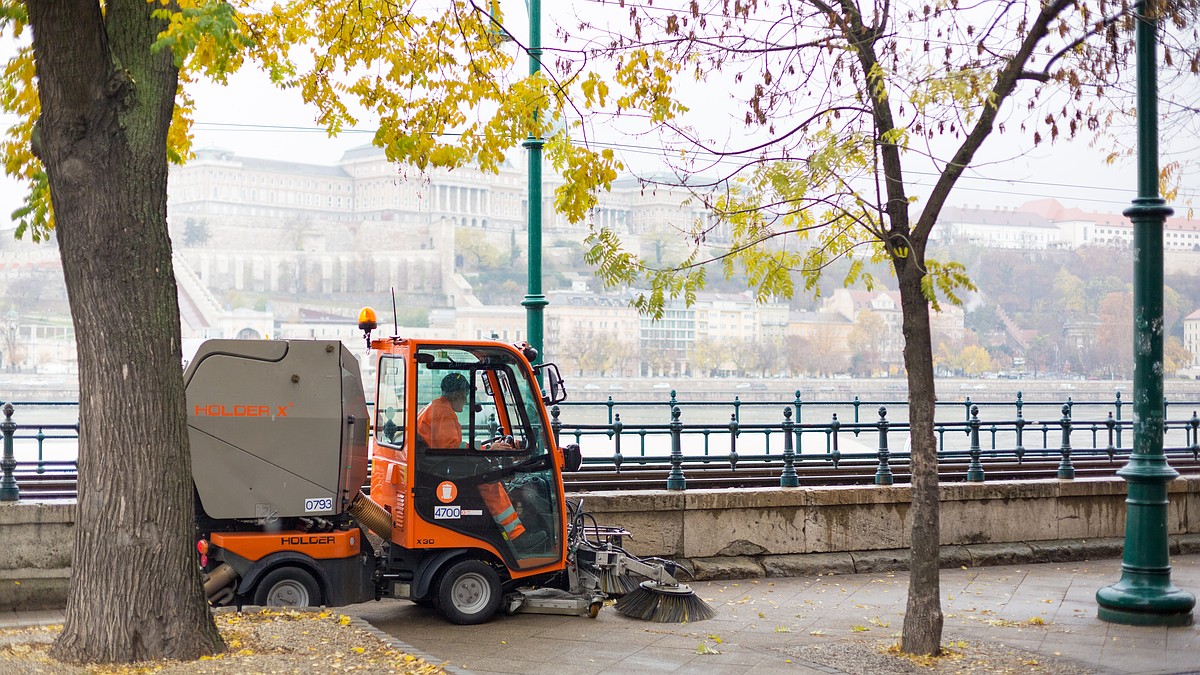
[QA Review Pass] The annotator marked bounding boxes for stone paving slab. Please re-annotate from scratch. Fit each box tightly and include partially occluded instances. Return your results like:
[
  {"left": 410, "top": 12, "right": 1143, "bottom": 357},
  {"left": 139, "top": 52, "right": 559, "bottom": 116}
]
[
  {"left": 0, "top": 608, "right": 63, "bottom": 629},
  {"left": 351, "top": 556, "right": 1200, "bottom": 674}
]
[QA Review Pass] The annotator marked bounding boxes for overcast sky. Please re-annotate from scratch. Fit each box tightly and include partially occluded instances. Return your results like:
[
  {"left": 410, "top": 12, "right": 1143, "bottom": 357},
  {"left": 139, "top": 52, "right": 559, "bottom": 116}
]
[{"left": 0, "top": 0, "right": 1196, "bottom": 234}]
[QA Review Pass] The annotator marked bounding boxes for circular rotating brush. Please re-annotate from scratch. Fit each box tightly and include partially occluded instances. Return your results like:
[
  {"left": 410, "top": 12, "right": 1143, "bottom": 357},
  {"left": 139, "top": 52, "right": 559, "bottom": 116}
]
[{"left": 614, "top": 580, "right": 716, "bottom": 623}]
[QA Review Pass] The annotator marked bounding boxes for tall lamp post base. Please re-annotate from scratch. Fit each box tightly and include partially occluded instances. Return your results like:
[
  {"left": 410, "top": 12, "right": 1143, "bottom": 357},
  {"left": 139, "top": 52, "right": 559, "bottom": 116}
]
[
  {"left": 1096, "top": 597, "right": 1194, "bottom": 627},
  {"left": 1096, "top": 460, "right": 1194, "bottom": 626}
]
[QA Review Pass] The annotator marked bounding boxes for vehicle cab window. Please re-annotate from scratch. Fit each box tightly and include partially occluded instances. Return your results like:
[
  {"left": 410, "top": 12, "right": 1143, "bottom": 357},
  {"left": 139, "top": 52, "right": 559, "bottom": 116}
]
[{"left": 375, "top": 356, "right": 404, "bottom": 447}]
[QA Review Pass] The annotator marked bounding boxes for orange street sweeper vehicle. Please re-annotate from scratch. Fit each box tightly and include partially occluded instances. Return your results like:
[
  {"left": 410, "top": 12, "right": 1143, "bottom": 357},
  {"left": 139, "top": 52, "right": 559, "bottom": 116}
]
[{"left": 187, "top": 309, "right": 713, "bottom": 624}]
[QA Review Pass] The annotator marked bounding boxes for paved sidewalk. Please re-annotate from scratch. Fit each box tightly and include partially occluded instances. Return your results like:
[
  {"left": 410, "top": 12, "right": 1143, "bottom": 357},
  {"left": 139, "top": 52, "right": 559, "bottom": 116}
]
[
  {"left": 351, "top": 555, "right": 1200, "bottom": 675},
  {"left": 0, "top": 607, "right": 63, "bottom": 630}
]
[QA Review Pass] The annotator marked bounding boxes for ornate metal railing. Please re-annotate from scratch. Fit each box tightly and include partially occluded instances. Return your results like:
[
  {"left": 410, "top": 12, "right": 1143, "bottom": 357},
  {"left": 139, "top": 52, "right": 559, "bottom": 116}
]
[
  {"left": 548, "top": 390, "right": 1200, "bottom": 489},
  {"left": 3, "top": 391, "right": 1200, "bottom": 499},
  {"left": 549, "top": 400, "right": 1200, "bottom": 485}
]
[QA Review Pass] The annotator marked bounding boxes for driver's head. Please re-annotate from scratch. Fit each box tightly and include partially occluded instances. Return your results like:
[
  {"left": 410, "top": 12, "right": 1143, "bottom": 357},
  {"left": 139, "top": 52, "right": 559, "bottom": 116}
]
[
  {"left": 440, "top": 373, "right": 470, "bottom": 410},
  {"left": 441, "top": 372, "right": 469, "bottom": 395}
]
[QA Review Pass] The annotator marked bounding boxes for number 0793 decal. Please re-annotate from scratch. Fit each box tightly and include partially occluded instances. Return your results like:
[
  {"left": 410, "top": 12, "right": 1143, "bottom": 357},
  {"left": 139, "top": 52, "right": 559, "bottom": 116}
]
[{"left": 304, "top": 497, "right": 333, "bottom": 512}]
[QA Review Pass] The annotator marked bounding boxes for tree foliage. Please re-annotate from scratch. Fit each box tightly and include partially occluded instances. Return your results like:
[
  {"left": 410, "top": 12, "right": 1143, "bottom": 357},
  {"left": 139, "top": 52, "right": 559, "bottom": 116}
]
[{"left": 1095, "top": 290, "right": 1135, "bottom": 377}]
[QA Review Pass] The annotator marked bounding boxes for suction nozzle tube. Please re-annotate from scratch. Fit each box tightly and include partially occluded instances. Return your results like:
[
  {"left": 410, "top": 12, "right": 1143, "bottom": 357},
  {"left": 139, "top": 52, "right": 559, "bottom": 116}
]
[
  {"left": 348, "top": 491, "right": 393, "bottom": 539},
  {"left": 203, "top": 562, "right": 238, "bottom": 604}
]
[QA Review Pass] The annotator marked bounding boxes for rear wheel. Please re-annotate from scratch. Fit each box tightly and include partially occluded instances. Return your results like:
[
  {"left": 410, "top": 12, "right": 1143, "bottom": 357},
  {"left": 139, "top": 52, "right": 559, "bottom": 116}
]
[
  {"left": 437, "top": 560, "right": 501, "bottom": 625},
  {"left": 254, "top": 567, "right": 322, "bottom": 607}
]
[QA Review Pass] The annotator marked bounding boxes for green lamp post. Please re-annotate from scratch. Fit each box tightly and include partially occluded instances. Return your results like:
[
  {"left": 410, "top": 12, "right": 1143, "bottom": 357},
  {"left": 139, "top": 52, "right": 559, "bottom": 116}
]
[
  {"left": 520, "top": 0, "right": 547, "bottom": 363},
  {"left": 1095, "top": 0, "right": 1195, "bottom": 627}
]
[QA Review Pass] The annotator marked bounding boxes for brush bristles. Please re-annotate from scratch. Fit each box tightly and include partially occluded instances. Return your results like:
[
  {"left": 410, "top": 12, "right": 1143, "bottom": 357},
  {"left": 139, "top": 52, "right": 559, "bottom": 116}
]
[
  {"left": 614, "top": 585, "right": 716, "bottom": 623},
  {"left": 599, "top": 570, "right": 641, "bottom": 597}
]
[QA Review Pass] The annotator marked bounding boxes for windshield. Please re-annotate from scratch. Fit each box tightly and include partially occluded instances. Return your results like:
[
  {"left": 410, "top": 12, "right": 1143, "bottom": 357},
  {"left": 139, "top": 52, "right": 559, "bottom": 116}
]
[{"left": 414, "top": 345, "right": 546, "bottom": 454}]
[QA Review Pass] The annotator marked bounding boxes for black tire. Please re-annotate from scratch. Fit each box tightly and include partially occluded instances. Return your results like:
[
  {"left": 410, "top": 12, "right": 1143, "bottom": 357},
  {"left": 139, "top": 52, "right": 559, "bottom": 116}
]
[
  {"left": 253, "top": 567, "right": 322, "bottom": 608},
  {"left": 436, "top": 560, "right": 501, "bottom": 625}
]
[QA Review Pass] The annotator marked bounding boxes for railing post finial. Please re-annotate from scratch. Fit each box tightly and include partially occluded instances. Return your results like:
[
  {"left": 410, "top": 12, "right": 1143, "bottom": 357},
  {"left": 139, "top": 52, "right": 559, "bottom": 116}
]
[
  {"left": 1106, "top": 412, "right": 1117, "bottom": 461},
  {"left": 780, "top": 407, "right": 798, "bottom": 487},
  {"left": 0, "top": 403, "right": 19, "bottom": 502},
  {"left": 666, "top": 406, "right": 686, "bottom": 491},
  {"left": 966, "top": 405, "right": 985, "bottom": 482},
  {"left": 829, "top": 413, "right": 841, "bottom": 468},
  {"left": 612, "top": 413, "right": 624, "bottom": 473},
  {"left": 1190, "top": 411, "right": 1199, "bottom": 461},
  {"left": 875, "top": 406, "right": 893, "bottom": 485},
  {"left": 728, "top": 413, "right": 739, "bottom": 471},
  {"left": 1057, "top": 403, "right": 1075, "bottom": 480}
]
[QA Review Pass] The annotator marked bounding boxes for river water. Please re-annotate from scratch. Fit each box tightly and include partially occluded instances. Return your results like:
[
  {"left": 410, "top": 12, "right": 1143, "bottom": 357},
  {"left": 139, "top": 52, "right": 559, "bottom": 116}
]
[{"left": 6, "top": 374, "right": 1200, "bottom": 468}]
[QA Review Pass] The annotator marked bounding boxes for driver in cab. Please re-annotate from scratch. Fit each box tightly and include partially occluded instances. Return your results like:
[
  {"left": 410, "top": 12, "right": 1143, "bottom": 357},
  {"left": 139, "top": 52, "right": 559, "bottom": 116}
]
[{"left": 417, "top": 373, "right": 542, "bottom": 552}]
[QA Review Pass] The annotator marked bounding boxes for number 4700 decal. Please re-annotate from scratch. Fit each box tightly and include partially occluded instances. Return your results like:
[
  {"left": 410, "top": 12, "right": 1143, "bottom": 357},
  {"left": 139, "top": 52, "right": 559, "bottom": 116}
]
[{"left": 434, "top": 506, "right": 461, "bottom": 519}]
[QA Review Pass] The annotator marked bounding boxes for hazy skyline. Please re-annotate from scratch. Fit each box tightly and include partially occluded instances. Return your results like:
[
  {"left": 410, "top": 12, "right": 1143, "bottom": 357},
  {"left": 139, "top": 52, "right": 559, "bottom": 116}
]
[{"left": 1, "top": 1, "right": 1196, "bottom": 233}]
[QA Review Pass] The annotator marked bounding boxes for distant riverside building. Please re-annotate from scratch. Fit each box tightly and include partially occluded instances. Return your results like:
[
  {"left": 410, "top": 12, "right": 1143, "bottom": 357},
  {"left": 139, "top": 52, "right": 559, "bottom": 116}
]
[
  {"left": 695, "top": 294, "right": 788, "bottom": 343},
  {"left": 821, "top": 289, "right": 966, "bottom": 374},
  {"left": 785, "top": 310, "right": 854, "bottom": 375},
  {"left": 169, "top": 146, "right": 727, "bottom": 243},
  {"left": 934, "top": 199, "right": 1200, "bottom": 251},
  {"left": 543, "top": 290, "right": 799, "bottom": 377},
  {"left": 1184, "top": 310, "right": 1200, "bottom": 370},
  {"left": 166, "top": 146, "right": 732, "bottom": 337},
  {"left": 545, "top": 291, "right": 641, "bottom": 377}
]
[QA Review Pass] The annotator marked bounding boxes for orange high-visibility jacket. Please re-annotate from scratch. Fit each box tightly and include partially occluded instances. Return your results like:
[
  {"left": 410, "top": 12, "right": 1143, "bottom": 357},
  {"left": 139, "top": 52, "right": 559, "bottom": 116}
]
[
  {"left": 417, "top": 396, "right": 462, "bottom": 448},
  {"left": 416, "top": 397, "right": 526, "bottom": 540}
]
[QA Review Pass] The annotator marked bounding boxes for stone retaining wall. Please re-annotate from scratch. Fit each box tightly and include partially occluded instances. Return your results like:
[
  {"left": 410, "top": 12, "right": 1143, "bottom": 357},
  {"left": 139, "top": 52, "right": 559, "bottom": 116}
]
[
  {"left": 574, "top": 477, "right": 1200, "bottom": 560},
  {"left": 4, "top": 477, "right": 1198, "bottom": 610},
  {"left": 0, "top": 501, "right": 73, "bottom": 611}
]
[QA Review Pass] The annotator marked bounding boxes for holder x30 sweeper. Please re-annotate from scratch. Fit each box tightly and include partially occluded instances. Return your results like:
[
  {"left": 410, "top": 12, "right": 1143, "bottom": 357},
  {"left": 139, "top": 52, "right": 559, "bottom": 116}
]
[{"left": 188, "top": 308, "right": 714, "bottom": 625}]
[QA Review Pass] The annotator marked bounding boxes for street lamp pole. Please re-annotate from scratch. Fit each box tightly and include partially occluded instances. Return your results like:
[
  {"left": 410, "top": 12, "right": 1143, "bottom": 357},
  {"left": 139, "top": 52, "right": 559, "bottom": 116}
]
[
  {"left": 520, "top": 0, "right": 547, "bottom": 363},
  {"left": 1096, "top": 0, "right": 1194, "bottom": 626}
]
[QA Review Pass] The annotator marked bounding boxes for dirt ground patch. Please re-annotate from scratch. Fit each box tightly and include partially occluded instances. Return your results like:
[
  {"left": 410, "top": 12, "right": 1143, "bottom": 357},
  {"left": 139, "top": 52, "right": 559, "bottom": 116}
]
[
  {"left": 0, "top": 609, "right": 448, "bottom": 674},
  {"left": 780, "top": 637, "right": 1097, "bottom": 675}
]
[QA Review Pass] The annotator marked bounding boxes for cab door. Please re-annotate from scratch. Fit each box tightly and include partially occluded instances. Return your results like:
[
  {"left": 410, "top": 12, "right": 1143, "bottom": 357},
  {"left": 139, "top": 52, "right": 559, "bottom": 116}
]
[{"left": 410, "top": 346, "right": 563, "bottom": 572}]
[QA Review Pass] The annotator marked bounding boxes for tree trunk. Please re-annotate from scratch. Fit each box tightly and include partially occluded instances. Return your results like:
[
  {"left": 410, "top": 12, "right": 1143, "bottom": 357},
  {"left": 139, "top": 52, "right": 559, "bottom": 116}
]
[
  {"left": 897, "top": 256, "right": 944, "bottom": 655},
  {"left": 25, "top": 0, "right": 223, "bottom": 663}
]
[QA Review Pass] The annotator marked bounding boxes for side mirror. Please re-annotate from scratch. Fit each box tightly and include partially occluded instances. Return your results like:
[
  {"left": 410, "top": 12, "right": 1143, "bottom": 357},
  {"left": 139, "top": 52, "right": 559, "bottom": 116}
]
[
  {"left": 562, "top": 443, "right": 582, "bottom": 472},
  {"left": 536, "top": 363, "right": 568, "bottom": 405}
]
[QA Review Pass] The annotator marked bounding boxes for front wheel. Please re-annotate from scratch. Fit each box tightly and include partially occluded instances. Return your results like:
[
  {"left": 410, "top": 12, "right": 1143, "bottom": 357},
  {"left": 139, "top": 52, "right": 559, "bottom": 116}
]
[
  {"left": 437, "top": 560, "right": 501, "bottom": 625},
  {"left": 254, "top": 567, "right": 322, "bottom": 607}
]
